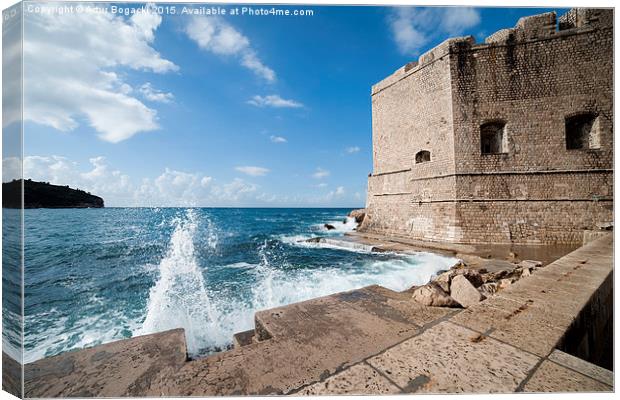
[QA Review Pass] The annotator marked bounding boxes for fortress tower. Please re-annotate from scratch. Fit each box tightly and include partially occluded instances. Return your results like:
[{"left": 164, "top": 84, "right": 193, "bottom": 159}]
[{"left": 362, "top": 8, "right": 613, "bottom": 245}]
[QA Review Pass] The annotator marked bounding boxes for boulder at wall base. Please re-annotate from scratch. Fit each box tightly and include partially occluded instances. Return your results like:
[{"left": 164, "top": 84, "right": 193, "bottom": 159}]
[
  {"left": 450, "top": 275, "right": 485, "bottom": 308},
  {"left": 433, "top": 271, "right": 452, "bottom": 293},
  {"left": 498, "top": 278, "right": 513, "bottom": 290},
  {"left": 411, "top": 282, "right": 461, "bottom": 308},
  {"left": 519, "top": 260, "right": 543, "bottom": 269},
  {"left": 324, "top": 224, "right": 336, "bottom": 230},
  {"left": 452, "top": 269, "right": 484, "bottom": 288},
  {"left": 348, "top": 209, "right": 366, "bottom": 224},
  {"left": 478, "top": 282, "right": 499, "bottom": 298}
]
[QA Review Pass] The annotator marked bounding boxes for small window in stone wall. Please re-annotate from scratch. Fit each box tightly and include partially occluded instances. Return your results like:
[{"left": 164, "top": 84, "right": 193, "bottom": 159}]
[
  {"left": 415, "top": 150, "right": 431, "bottom": 163},
  {"left": 565, "top": 113, "right": 600, "bottom": 150},
  {"left": 480, "top": 121, "right": 507, "bottom": 154}
]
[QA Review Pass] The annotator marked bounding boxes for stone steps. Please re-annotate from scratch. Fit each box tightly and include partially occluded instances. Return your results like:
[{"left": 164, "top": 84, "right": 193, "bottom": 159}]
[{"left": 149, "top": 285, "right": 454, "bottom": 396}]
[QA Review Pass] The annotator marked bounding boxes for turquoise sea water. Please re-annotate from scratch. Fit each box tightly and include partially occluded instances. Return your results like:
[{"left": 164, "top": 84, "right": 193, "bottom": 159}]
[{"left": 3, "top": 208, "right": 457, "bottom": 363}]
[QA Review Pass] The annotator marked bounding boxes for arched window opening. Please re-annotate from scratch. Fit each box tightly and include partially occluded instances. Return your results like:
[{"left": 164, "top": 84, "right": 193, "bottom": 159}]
[
  {"left": 565, "top": 113, "right": 600, "bottom": 150},
  {"left": 415, "top": 150, "right": 431, "bottom": 164},
  {"left": 480, "top": 121, "right": 507, "bottom": 155}
]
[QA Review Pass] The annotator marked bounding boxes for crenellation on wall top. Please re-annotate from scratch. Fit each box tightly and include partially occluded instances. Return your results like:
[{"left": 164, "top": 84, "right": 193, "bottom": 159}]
[
  {"left": 418, "top": 36, "right": 475, "bottom": 65},
  {"left": 371, "top": 36, "right": 473, "bottom": 95},
  {"left": 559, "top": 8, "right": 613, "bottom": 30},
  {"left": 485, "top": 8, "right": 612, "bottom": 45},
  {"left": 371, "top": 8, "right": 612, "bottom": 96}
]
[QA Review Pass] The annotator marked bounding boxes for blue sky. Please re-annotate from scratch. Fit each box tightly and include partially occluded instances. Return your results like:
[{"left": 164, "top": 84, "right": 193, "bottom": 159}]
[{"left": 6, "top": 3, "right": 565, "bottom": 207}]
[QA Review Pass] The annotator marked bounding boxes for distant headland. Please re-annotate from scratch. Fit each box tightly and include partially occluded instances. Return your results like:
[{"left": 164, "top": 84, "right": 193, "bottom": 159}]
[{"left": 2, "top": 179, "right": 104, "bottom": 209}]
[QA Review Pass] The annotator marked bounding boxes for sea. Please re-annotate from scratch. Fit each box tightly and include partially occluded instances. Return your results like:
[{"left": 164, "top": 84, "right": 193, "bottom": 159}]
[{"left": 2, "top": 208, "right": 458, "bottom": 363}]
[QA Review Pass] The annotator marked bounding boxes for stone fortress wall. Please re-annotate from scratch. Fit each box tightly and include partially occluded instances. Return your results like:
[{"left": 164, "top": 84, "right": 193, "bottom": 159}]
[{"left": 363, "top": 8, "right": 613, "bottom": 245}]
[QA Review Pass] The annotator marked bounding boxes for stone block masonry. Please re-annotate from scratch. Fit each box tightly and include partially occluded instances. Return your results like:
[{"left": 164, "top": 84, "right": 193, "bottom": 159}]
[{"left": 363, "top": 8, "right": 613, "bottom": 245}]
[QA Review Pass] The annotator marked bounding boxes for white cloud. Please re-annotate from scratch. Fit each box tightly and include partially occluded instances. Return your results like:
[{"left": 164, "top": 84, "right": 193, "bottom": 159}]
[
  {"left": 315, "top": 183, "right": 328, "bottom": 188},
  {"left": 390, "top": 8, "right": 430, "bottom": 55},
  {"left": 23, "top": 5, "right": 178, "bottom": 143},
  {"left": 312, "top": 185, "right": 346, "bottom": 203},
  {"left": 2, "top": 15, "right": 22, "bottom": 129},
  {"left": 312, "top": 167, "right": 330, "bottom": 179},
  {"left": 2, "top": 157, "right": 21, "bottom": 182},
  {"left": 389, "top": 7, "right": 481, "bottom": 55},
  {"left": 442, "top": 7, "right": 481, "bottom": 35},
  {"left": 270, "top": 135, "right": 287, "bottom": 143},
  {"left": 211, "top": 178, "right": 258, "bottom": 202},
  {"left": 235, "top": 166, "right": 270, "bottom": 176},
  {"left": 9, "top": 155, "right": 360, "bottom": 207},
  {"left": 185, "top": 16, "right": 275, "bottom": 82},
  {"left": 247, "top": 95, "right": 303, "bottom": 108},
  {"left": 241, "top": 51, "right": 276, "bottom": 83},
  {"left": 139, "top": 83, "right": 174, "bottom": 103},
  {"left": 136, "top": 168, "right": 214, "bottom": 206},
  {"left": 345, "top": 146, "right": 361, "bottom": 154}
]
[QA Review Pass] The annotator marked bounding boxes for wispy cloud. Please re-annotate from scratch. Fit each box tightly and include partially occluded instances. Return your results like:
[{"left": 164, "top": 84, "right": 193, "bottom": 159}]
[
  {"left": 270, "top": 135, "right": 288, "bottom": 143},
  {"left": 185, "top": 16, "right": 275, "bottom": 82},
  {"left": 442, "top": 7, "right": 481, "bottom": 35},
  {"left": 139, "top": 83, "right": 174, "bottom": 103},
  {"left": 21, "top": 4, "right": 177, "bottom": 143},
  {"left": 247, "top": 95, "right": 303, "bottom": 108},
  {"left": 312, "top": 167, "right": 330, "bottom": 179},
  {"left": 235, "top": 166, "right": 270, "bottom": 176},
  {"left": 5, "top": 156, "right": 361, "bottom": 207},
  {"left": 345, "top": 146, "right": 361, "bottom": 154},
  {"left": 389, "top": 7, "right": 481, "bottom": 55}
]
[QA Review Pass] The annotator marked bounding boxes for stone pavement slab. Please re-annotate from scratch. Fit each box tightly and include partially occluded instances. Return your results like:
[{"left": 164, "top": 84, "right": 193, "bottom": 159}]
[
  {"left": 522, "top": 360, "right": 612, "bottom": 392},
  {"left": 255, "top": 285, "right": 452, "bottom": 341},
  {"left": 366, "top": 321, "right": 540, "bottom": 393},
  {"left": 548, "top": 350, "right": 613, "bottom": 387},
  {"left": 299, "top": 362, "right": 401, "bottom": 395},
  {"left": 150, "top": 286, "right": 453, "bottom": 396}
]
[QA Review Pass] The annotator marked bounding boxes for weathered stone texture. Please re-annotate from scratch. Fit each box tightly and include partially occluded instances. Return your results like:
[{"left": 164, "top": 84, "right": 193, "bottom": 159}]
[{"left": 363, "top": 8, "right": 613, "bottom": 245}]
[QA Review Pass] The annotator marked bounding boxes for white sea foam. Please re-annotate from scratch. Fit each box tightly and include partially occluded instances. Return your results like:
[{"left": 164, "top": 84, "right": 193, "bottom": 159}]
[
  {"left": 312, "top": 216, "right": 358, "bottom": 234},
  {"left": 136, "top": 209, "right": 221, "bottom": 354},
  {"left": 24, "top": 305, "right": 140, "bottom": 364}
]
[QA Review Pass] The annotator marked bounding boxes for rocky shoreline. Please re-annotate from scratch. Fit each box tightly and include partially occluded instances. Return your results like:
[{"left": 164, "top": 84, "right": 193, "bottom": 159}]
[
  {"left": 318, "top": 208, "right": 546, "bottom": 310},
  {"left": 410, "top": 258, "right": 543, "bottom": 309}
]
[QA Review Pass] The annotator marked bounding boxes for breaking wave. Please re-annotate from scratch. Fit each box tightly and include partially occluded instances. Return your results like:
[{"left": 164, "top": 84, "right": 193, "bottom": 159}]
[
  {"left": 136, "top": 210, "right": 457, "bottom": 358},
  {"left": 24, "top": 208, "right": 459, "bottom": 362}
]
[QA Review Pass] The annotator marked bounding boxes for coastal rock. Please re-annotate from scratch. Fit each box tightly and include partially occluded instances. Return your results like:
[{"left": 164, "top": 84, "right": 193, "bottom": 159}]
[
  {"left": 452, "top": 269, "right": 484, "bottom": 288},
  {"left": 519, "top": 260, "right": 543, "bottom": 269},
  {"left": 434, "top": 271, "right": 452, "bottom": 293},
  {"left": 498, "top": 278, "right": 513, "bottom": 290},
  {"left": 324, "top": 224, "right": 336, "bottom": 230},
  {"left": 478, "top": 282, "right": 498, "bottom": 298},
  {"left": 348, "top": 209, "right": 366, "bottom": 224},
  {"left": 411, "top": 283, "right": 461, "bottom": 308},
  {"left": 450, "top": 275, "right": 484, "bottom": 308},
  {"left": 481, "top": 269, "right": 511, "bottom": 283},
  {"left": 305, "top": 237, "right": 322, "bottom": 244}
]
